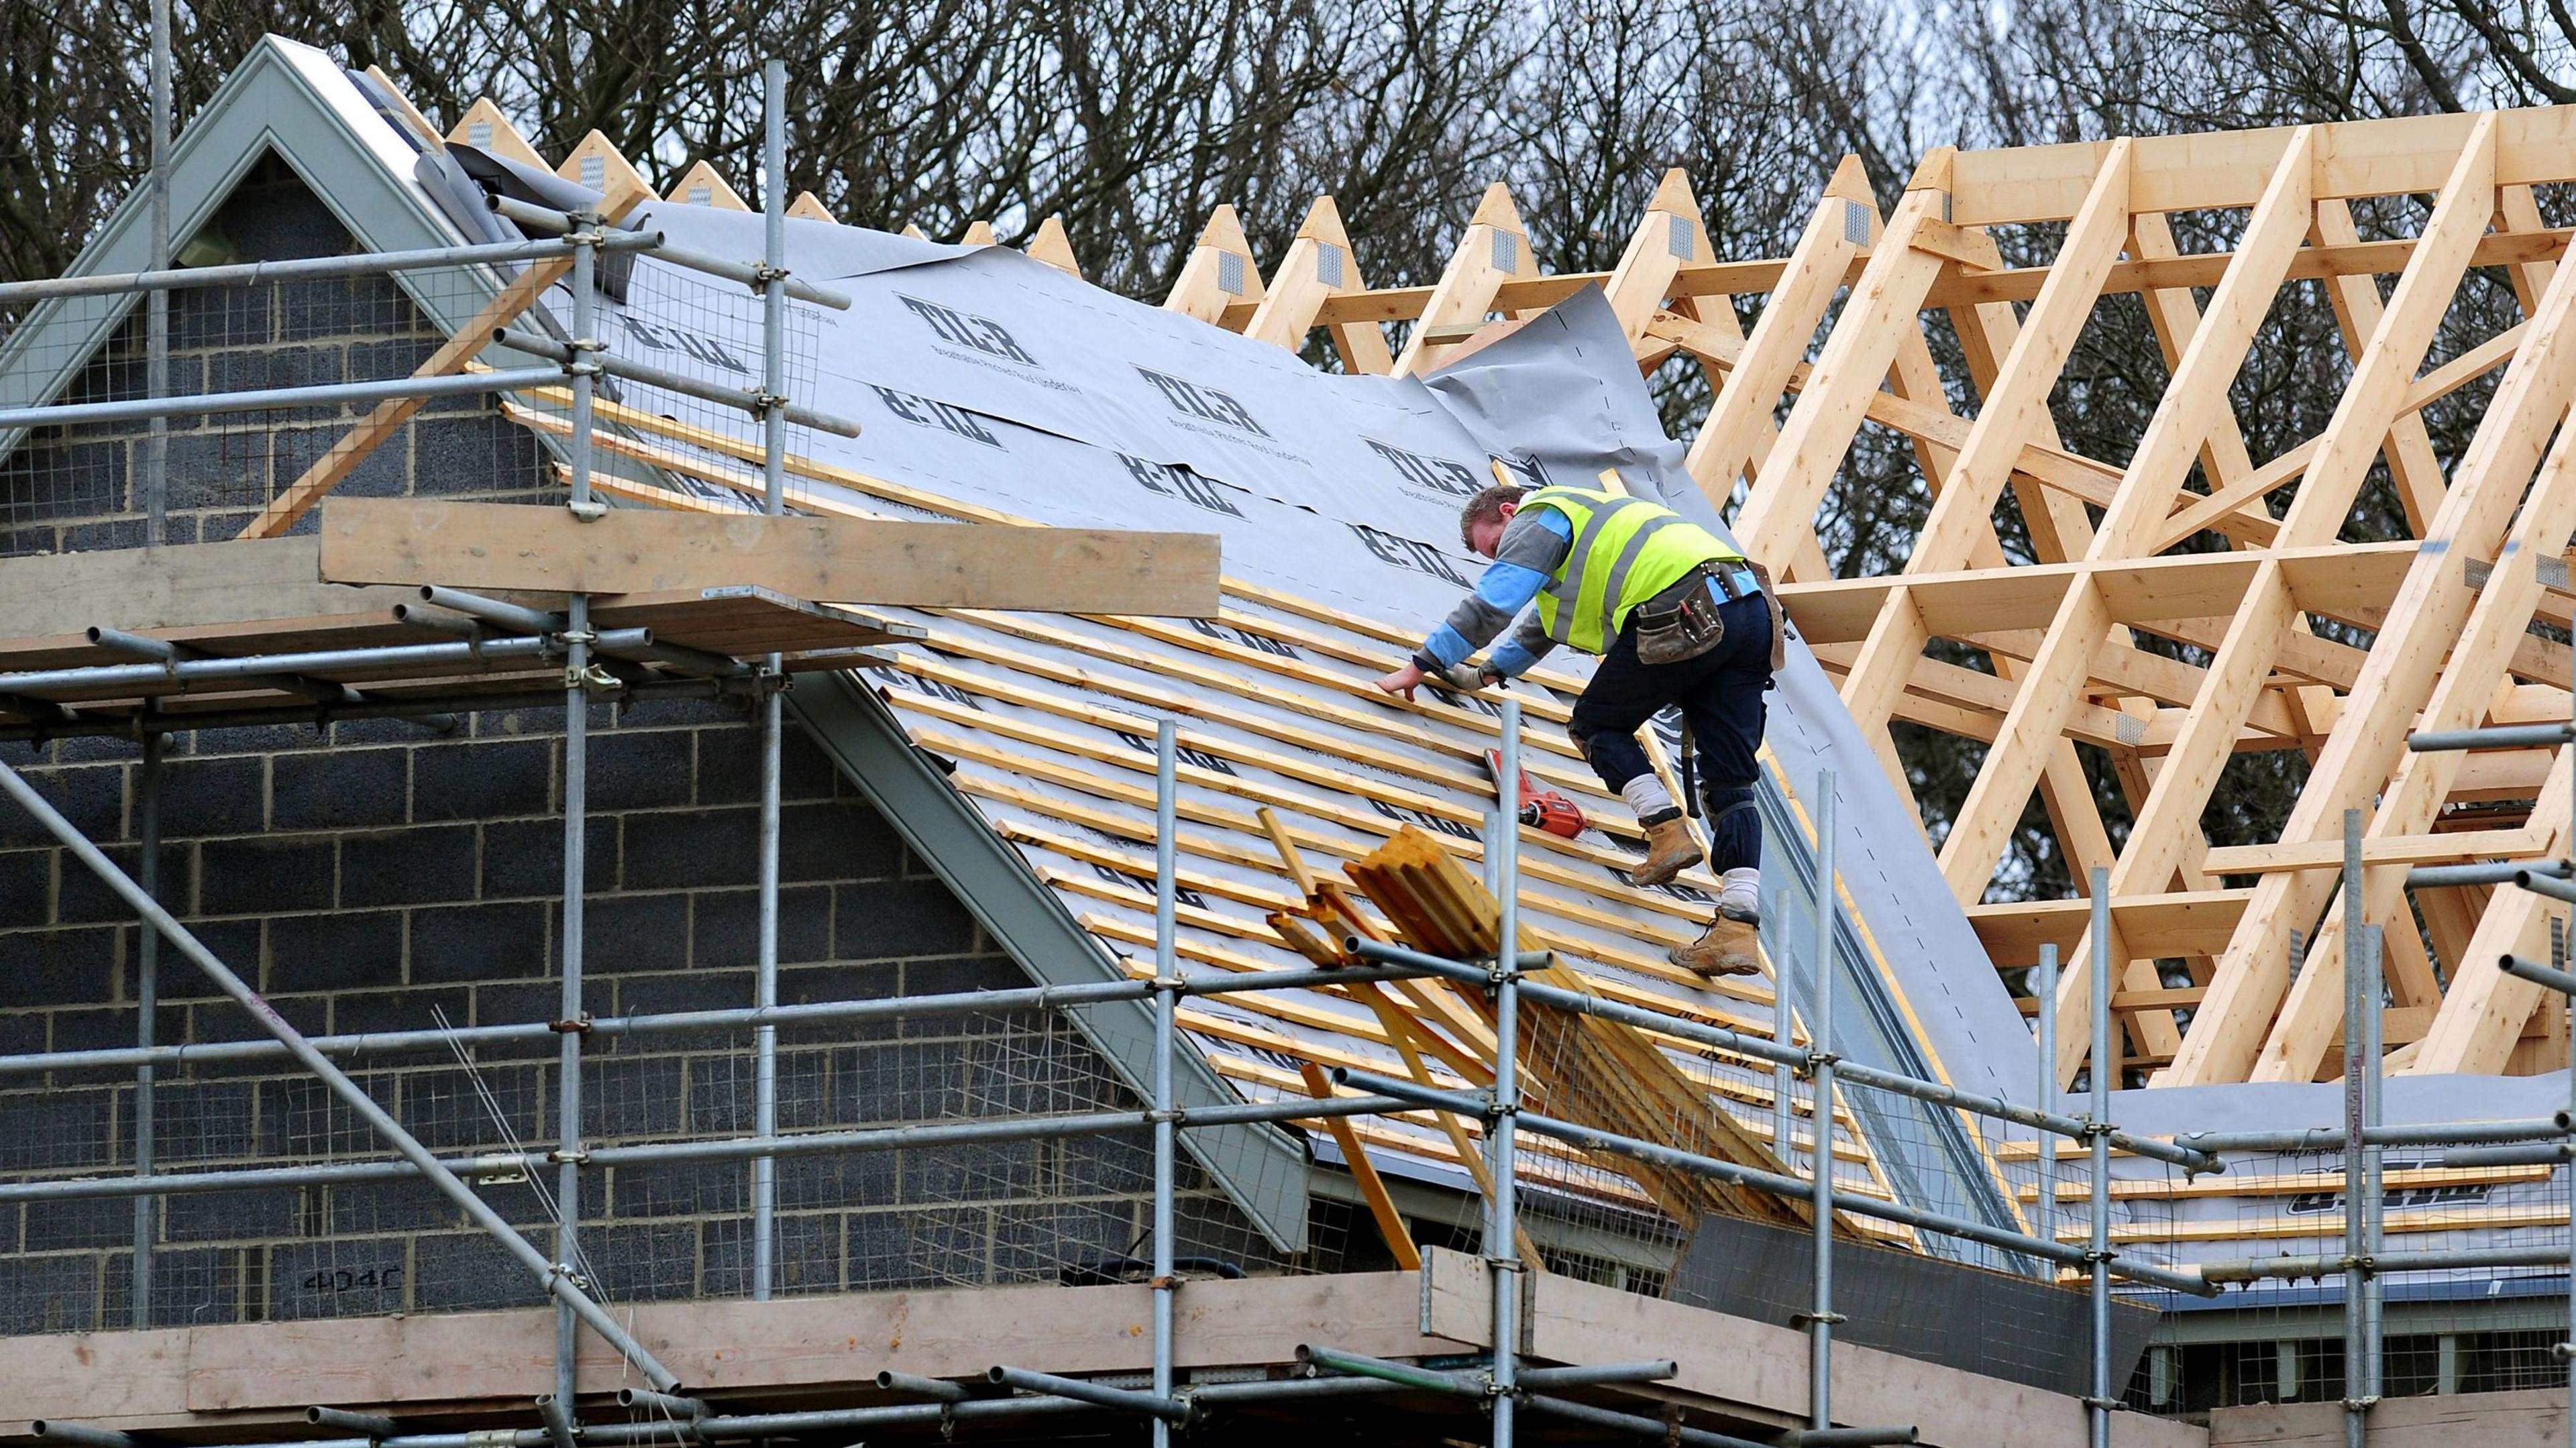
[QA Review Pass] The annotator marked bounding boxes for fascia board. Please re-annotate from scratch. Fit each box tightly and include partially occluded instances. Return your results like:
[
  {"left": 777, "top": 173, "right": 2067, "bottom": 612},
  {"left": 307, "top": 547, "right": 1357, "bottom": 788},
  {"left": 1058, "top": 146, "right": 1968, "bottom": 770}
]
[{"left": 790, "top": 668, "right": 1313, "bottom": 1255}]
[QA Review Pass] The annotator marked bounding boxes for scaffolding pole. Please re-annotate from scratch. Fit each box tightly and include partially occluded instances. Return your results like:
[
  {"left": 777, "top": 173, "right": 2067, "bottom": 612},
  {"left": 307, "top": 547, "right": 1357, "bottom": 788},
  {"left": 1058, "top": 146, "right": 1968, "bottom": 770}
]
[
  {"left": 2421, "top": 950, "right": 2576, "bottom": 1441},
  {"left": 0, "top": 960, "right": 1439, "bottom": 1080},
  {"left": 2341, "top": 811, "right": 2369, "bottom": 1448},
  {"left": 1806, "top": 771, "right": 1837, "bottom": 1433},
  {"left": 2187, "top": 1118, "right": 2565, "bottom": 1154},
  {"left": 2088, "top": 869, "right": 2112, "bottom": 1448},
  {"left": 0, "top": 235, "right": 659, "bottom": 308},
  {"left": 2035, "top": 942, "right": 2058, "bottom": 1289},
  {"left": 1490, "top": 696, "right": 1524, "bottom": 1447},
  {"left": 0, "top": 755, "right": 678, "bottom": 1390},
  {"left": 1152, "top": 718, "right": 1180, "bottom": 1448},
  {"left": 0, "top": 1091, "right": 1413, "bottom": 1208},
  {"left": 129, "top": 729, "right": 162, "bottom": 1325},
  {"left": 1340, "top": 938, "right": 2214, "bottom": 1173},
  {"left": 749, "top": 52, "right": 789, "bottom": 1308},
  {"left": 0, "top": 629, "right": 635, "bottom": 698},
  {"left": 553, "top": 208, "right": 601, "bottom": 1406},
  {"left": 0, "top": 685, "right": 2245, "bottom": 1438}
]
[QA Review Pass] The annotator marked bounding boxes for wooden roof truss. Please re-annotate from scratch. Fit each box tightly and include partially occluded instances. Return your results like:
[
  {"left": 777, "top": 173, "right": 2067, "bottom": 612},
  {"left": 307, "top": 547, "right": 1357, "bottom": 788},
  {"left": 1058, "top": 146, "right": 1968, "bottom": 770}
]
[
  {"left": 436, "top": 95, "right": 2576, "bottom": 1099},
  {"left": 1729, "top": 113, "right": 2576, "bottom": 1091}
]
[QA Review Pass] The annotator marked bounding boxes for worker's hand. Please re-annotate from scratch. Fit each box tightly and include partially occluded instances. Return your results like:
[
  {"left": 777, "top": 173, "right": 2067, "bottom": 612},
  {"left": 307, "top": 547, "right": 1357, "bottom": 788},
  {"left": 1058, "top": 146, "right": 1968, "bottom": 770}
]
[
  {"left": 1373, "top": 663, "right": 1428, "bottom": 701},
  {"left": 1432, "top": 662, "right": 1499, "bottom": 693}
]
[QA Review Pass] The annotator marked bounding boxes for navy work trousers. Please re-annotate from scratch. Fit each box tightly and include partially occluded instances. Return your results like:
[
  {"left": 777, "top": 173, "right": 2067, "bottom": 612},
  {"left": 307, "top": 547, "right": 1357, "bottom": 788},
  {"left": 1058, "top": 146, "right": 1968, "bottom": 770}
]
[{"left": 1564, "top": 590, "right": 1772, "bottom": 876}]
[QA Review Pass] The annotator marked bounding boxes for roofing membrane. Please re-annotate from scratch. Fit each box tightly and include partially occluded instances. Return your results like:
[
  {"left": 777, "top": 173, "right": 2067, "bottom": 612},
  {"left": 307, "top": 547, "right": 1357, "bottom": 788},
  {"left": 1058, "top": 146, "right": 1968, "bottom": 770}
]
[
  {"left": 460, "top": 178, "right": 2041, "bottom": 1251},
  {"left": 27, "top": 38, "right": 2571, "bottom": 1293},
  {"left": 446, "top": 105, "right": 2576, "bottom": 1302}
]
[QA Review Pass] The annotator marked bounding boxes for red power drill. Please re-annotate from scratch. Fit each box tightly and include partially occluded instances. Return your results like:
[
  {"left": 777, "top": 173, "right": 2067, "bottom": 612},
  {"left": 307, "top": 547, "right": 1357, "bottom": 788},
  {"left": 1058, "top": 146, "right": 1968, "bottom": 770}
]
[{"left": 1485, "top": 748, "right": 1587, "bottom": 839}]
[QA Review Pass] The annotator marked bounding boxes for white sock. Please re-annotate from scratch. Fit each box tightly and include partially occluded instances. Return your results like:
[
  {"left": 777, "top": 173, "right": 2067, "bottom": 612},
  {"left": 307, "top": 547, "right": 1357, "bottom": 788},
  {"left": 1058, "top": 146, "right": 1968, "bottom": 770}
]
[
  {"left": 1622, "top": 775, "right": 1676, "bottom": 818},
  {"left": 1720, "top": 868, "right": 1760, "bottom": 917}
]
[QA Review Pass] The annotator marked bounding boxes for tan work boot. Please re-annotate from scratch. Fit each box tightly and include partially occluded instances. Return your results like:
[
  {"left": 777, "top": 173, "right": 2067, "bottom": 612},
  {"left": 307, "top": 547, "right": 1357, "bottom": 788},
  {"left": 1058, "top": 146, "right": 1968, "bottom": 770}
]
[
  {"left": 1670, "top": 906, "right": 1762, "bottom": 978},
  {"left": 1629, "top": 810, "right": 1702, "bottom": 888}
]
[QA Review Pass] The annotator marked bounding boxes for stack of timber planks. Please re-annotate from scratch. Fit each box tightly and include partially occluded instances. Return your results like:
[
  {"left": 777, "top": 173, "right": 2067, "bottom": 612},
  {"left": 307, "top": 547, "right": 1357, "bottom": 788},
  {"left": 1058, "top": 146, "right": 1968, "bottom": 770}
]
[{"left": 1345, "top": 827, "right": 1831, "bottom": 1237}]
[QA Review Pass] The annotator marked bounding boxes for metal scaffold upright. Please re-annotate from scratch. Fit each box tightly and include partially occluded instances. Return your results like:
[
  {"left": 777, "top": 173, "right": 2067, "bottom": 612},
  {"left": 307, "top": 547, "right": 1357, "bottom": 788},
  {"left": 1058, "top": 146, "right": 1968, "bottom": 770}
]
[
  {"left": 0, "top": 48, "right": 870, "bottom": 1416},
  {"left": 751, "top": 54, "right": 791, "bottom": 1308},
  {"left": 127, "top": 0, "right": 174, "bottom": 1331},
  {"left": 551, "top": 141, "right": 602, "bottom": 1419},
  {"left": 0, "top": 599, "right": 2241, "bottom": 1447},
  {"left": 2171, "top": 679, "right": 2576, "bottom": 1447},
  {"left": 53, "top": 54, "right": 2575, "bottom": 1448},
  {"left": 2089, "top": 875, "right": 2114, "bottom": 1448}
]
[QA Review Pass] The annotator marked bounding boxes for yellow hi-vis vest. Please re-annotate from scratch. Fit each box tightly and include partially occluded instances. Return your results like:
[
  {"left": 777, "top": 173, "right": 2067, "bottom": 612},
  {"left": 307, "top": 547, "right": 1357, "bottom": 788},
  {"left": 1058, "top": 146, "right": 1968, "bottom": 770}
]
[{"left": 1521, "top": 486, "right": 1745, "bottom": 655}]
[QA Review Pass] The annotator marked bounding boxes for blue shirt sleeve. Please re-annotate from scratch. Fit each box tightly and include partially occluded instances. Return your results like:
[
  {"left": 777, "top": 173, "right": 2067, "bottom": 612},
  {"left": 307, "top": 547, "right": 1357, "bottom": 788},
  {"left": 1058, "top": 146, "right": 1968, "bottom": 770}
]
[
  {"left": 1411, "top": 509, "right": 1572, "bottom": 673},
  {"left": 1485, "top": 632, "right": 1548, "bottom": 679},
  {"left": 1417, "top": 561, "right": 1550, "bottom": 669}
]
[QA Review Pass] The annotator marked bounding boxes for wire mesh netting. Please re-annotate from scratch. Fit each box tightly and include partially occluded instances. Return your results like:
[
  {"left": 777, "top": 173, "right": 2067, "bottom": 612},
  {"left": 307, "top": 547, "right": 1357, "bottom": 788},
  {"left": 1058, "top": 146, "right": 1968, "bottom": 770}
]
[
  {"left": 2123, "top": 1139, "right": 2576, "bottom": 1417},
  {"left": 3, "top": 260, "right": 553, "bottom": 553},
  {"left": 0, "top": 989, "right": 1353, "bottom": 1333},
  {"left": 1487, "top": 960, "right": 1841, "bottom": 1292},
  {"left": 509, "top": 253, "right": 824, "bottom": 513}
]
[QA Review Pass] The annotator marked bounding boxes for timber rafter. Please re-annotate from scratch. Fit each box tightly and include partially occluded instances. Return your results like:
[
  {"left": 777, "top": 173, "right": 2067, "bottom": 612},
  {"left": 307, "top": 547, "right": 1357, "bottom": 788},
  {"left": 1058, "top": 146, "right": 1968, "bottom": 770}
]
[{"left": 423, "top": 91, "right": 2576, "bottom": 1094}]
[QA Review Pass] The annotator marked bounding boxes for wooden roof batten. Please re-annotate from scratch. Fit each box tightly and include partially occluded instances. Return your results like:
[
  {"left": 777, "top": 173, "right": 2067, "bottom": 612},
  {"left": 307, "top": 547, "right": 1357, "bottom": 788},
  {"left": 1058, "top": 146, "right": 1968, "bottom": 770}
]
[
  {"left": 647, "top": 109, "right": 2576, "bottom": 1091},
  {"left": 971, "top": 119, "right": 2576, "bottom": 1097},
  {"left": 379, "top": 92, "right": 2576, "bottom": 1115}
]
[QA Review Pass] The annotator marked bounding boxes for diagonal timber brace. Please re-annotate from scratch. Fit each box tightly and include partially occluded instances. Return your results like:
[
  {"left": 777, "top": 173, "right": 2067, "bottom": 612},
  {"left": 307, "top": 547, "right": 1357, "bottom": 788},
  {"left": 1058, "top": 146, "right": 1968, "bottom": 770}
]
[
  {"left": 237, "top": 186, "right": 650, "bottom": 540},
  {"left": 2171, "top": 167, "right": 2576, "bottom": 1084}
]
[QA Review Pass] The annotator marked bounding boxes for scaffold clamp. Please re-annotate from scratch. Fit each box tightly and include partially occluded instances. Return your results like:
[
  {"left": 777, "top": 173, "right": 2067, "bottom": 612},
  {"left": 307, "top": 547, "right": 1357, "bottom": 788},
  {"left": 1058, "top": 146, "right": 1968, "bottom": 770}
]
[{"left": 570, "top": 661, "right": 622, "bottom": 695}]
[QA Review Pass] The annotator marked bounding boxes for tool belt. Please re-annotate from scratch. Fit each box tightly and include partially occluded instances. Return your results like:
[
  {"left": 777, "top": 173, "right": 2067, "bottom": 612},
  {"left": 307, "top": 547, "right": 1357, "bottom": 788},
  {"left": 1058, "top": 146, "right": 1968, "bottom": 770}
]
[
  {"left": 1746, "top": 559, "right": 1785, "bottom": 671},
  {"left": 1632, "top": 563, "right": 1727, "bottom": 665},
  {"left": 1632, "top": 559, "right": 1785, "bottom": 669}
]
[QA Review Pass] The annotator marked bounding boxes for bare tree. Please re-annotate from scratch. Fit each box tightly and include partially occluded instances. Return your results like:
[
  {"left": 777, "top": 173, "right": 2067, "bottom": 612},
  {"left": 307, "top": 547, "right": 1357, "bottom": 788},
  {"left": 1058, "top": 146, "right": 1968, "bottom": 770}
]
[{"left": 9, "top": 0, "right": 2567, "bottom": 901}]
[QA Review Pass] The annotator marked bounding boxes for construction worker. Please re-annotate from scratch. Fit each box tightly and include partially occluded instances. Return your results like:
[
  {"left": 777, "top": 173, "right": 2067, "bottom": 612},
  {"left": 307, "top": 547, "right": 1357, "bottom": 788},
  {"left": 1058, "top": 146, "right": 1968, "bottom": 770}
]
[{"left": 1373, "top": 480, "right": 1782, "bottom": 977}]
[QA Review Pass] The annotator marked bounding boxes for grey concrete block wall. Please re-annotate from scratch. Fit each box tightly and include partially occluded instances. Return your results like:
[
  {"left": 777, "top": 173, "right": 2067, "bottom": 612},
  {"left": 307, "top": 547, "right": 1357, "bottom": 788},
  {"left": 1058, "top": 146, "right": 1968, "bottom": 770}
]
[
  {"left": 0, "top": 696, "right": 1301, "bottom": 1335},
  {"left": 0, "top": 156, "right": 1340, "bottom": 1341},
  {"left": 0, "top": 153, "right": 554, "bottom": 557}
]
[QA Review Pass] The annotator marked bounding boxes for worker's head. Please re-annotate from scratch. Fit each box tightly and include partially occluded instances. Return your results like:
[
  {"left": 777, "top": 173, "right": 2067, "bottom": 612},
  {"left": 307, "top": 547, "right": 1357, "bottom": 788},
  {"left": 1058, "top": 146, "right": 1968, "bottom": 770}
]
[{"left": 1459, "top": 484, "right": 1527, "bottom": 559}]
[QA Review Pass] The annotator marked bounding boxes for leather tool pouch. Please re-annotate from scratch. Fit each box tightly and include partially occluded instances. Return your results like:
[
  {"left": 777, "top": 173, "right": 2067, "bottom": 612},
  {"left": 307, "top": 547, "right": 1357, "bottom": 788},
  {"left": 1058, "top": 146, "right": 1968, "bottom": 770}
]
[{"left": 1632, "top": 565, "right": 1727, "bottom": 666}]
